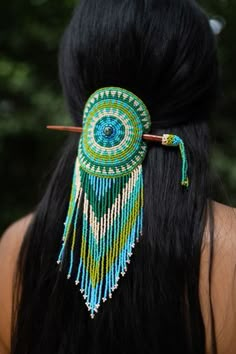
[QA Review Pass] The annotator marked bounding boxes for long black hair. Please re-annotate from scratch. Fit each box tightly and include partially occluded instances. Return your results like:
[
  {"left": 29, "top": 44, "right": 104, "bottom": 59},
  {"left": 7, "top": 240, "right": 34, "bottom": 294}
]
[{"left": 12, "top": 1, "right": 220, "bottom": 353}]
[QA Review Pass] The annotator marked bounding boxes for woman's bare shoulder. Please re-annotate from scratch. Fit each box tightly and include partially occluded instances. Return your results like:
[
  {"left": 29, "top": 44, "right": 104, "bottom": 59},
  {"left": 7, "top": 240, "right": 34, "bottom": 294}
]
[
  {"left": 212, "top": 200, "right": 236, "bottom": 234},
  {"left": 0, "top": 214, "right": 33, "bottom": 265},
  {"left": 0, "top": 213, "right": 33, "bottom": 353},
  {"left": 200, "top": 200, "right": 236, "bottom": 354}
]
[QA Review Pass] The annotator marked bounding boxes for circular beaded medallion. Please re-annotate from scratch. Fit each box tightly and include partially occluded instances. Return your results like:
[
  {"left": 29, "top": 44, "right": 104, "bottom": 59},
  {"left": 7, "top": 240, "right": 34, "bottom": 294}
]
[{"left": 78, "top": 87, "right": 151, "bottom": 177}]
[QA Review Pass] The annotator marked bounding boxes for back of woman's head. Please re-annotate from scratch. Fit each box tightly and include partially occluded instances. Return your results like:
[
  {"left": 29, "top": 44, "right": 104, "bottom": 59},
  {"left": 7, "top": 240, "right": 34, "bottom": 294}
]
[
  {"left": 60, "top": 0, "right": 219, "bottom": 124},
  {"left": 12, "top": 1, "right": 220, "bottom": 354}
]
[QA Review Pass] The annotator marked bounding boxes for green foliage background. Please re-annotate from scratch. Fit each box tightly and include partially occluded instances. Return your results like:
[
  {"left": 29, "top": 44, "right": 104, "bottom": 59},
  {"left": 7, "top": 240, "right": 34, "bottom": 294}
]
[{"left": 0, "top": 0, "right": 235, "bottom": 234}]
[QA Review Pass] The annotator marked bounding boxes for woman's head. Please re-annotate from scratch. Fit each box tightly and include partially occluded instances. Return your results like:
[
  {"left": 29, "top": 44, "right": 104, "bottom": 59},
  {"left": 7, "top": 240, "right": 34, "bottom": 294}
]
[
  {"left": 12, "top": 1, "right": 219, "bottom": 354},
  {"left": 59, "top": 0, "right": 219, "bottom": 126}
]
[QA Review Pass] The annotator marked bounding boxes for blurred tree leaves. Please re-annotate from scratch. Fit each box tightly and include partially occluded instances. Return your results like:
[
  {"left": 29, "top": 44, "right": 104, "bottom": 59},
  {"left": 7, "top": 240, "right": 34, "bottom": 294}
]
[
  {"left": 0, "top": 0, "right": 76, "bottom": 232},
  {"left": 0, "top": 0, "right": 75, "bottom": 134},
  {"left": 0, "top": 0, "right": 235, "bottom": 233},
  {"left": 199, "top": 0, "right": 236, "bottom": 206}
]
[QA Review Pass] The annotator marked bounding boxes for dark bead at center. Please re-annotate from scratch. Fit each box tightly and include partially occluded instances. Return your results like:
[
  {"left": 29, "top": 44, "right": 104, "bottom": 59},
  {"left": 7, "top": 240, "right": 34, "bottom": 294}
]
[{"left": 104, "top": 126, "right": 113, "bottom": 136}]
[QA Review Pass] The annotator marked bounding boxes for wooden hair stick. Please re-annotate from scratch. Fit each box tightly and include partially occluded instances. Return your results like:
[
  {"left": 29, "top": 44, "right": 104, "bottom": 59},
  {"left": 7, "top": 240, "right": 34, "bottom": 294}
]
[{"left": 46, "top": 125, "right": 163, "bottom": 143}]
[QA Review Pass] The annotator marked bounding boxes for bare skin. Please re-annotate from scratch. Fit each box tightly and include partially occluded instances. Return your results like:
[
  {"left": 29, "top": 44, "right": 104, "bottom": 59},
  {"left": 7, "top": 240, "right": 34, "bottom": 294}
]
[
  {"left": 0, "top": 201, "right": 235, "bottom": 354},
  {"left": 0, "top": 214, "right": 32, "bottom": 354}
]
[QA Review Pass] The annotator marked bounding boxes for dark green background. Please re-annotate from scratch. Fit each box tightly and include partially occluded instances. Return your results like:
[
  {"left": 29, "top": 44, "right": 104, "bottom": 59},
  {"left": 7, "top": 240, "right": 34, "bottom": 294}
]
[{"left": 0, "top": 0, "right": 235, "bottom": 234}]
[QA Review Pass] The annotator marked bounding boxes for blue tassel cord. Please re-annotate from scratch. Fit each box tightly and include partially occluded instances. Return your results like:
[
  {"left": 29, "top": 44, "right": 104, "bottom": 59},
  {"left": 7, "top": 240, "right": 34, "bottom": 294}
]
[{"left": 162, "top": 134, "right": 189, "bottom": 188}]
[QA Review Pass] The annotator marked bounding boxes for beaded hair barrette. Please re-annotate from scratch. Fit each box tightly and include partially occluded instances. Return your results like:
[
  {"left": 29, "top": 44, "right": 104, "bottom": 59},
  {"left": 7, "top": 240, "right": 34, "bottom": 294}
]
[{"left": 47, "top": 87, "right": 189, "bottom": 319}]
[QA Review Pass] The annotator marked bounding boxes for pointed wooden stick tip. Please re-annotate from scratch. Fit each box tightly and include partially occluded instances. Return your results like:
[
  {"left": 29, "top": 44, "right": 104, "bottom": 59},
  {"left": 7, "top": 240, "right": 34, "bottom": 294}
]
[{"left": 46, "top": 125, "right": 83, "bottom": 133}]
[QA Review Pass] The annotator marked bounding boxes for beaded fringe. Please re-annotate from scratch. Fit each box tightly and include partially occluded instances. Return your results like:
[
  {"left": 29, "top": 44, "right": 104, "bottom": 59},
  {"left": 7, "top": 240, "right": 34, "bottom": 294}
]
[{"left": 57, "top": 157, "right": 143, "bottom": 318}]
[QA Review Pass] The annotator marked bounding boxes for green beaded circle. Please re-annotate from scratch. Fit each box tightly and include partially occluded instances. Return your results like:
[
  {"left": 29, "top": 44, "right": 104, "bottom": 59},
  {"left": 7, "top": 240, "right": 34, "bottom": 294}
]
[{"left": 78, "top": 87, "right": 151, "bottom": 177}]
